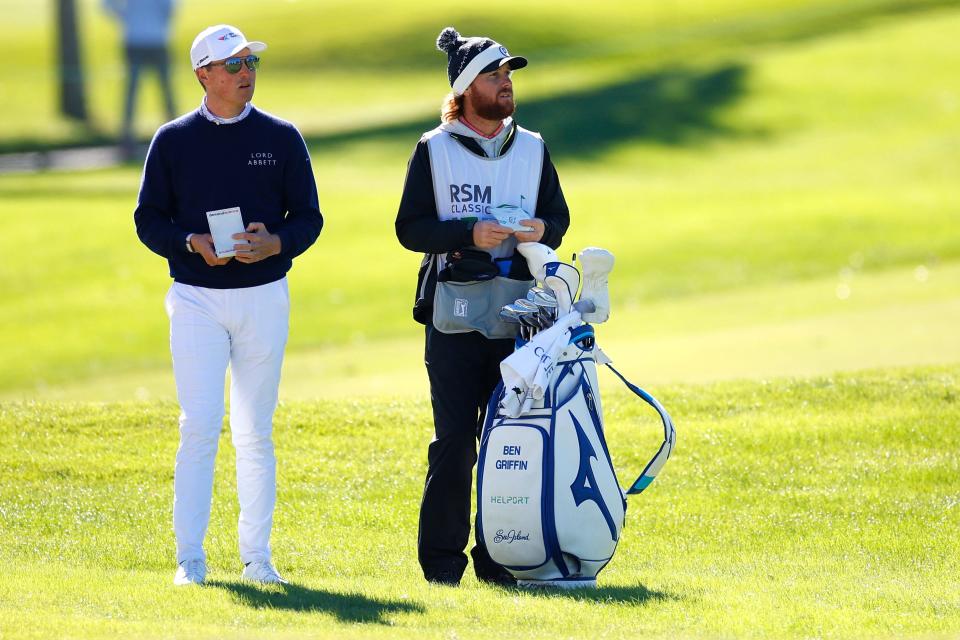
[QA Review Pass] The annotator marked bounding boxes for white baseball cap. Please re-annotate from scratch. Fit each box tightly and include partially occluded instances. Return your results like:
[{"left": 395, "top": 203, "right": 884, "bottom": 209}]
[{"left": 190, "top": 25, "right": 266, "bottom": 71}]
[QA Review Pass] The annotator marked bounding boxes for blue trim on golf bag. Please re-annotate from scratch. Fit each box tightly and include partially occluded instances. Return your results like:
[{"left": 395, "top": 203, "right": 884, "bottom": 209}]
[{"left": 604, "top": 363, "right": 677, "bottom": 495}]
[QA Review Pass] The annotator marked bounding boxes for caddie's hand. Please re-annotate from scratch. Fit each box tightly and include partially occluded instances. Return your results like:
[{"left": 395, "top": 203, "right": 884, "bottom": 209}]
[
  {"left": 192, "top": 233, "right": 232, "bottom": 266},
  {"left": 472, "top": 220, "right": 514, "bottom": 250},
  {"left": 513, "top": 218, "right": 546, "bottom": 243},
  {"left": 233, "top": 222, "right": 282, "bottom": 263}
]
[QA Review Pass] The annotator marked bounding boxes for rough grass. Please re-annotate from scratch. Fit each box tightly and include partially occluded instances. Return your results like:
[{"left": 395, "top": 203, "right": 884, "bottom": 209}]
[
  {"left": 0, "top": 4, "right": 957, "bottom": 396},
  {"left": 1, "top": 5, "right": 958, "bottom": 636},
  {"left": 1, "top": 367, "right": 958, "bottom": 639}
]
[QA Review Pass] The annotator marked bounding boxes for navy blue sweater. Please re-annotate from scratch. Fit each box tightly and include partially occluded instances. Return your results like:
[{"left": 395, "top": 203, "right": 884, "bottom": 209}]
[{"left": 134, "top": 107, "right": 323, "bottom": 289}]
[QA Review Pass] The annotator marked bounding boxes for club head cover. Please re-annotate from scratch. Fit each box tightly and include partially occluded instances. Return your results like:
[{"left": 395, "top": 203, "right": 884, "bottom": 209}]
[
  {"left": 543, "top": 261, "right": 580, "bottom": 316},
  {"left": 576, "top": 247, "right": 614, "bottom": 323},
  {"left": 572, "top": 299, "right": 596, "bottom": 315},
  {"left": 517, "top": 242, "right": 559, "bottom": 283}
]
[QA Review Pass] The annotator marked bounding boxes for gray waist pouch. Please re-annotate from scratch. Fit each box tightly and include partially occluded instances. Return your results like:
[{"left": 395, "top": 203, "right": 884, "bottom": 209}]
[{"left": 433, "top": 277, "right": 534, "bottom": 339}]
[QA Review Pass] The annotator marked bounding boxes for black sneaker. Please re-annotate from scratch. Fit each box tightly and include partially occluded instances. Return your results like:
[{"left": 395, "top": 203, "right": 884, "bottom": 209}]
[
  {"left": 425, "top": 569, "right": 462, "bottom": 586},
  {"left": 476, "top": 569, "right": 516, "bottom": 587}
]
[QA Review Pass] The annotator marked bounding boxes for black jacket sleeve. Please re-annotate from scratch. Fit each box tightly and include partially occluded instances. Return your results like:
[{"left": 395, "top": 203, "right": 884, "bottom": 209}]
[
  {"left": 395, "top": 138, "right": 570, "bottom": 252},
  {"left": 534, "top": 144, "right": 570, "bottom": 249},
  {"left": 394, "top": 132, "right": 572, "bottom": 325},
  {"left": 395, "top": 139, "right": 474, "bottom": 253}
]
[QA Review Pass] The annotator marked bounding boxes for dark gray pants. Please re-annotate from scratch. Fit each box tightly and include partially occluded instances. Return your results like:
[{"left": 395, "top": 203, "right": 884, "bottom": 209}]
[{"left": 122, "top": 45, "right": 176, "bottom": 143}]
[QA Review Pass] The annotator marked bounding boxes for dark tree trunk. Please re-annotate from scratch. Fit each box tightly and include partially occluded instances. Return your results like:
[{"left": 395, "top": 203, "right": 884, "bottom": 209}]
[{"left": 56, "top": 0, "right": 88, "bottom": 121}]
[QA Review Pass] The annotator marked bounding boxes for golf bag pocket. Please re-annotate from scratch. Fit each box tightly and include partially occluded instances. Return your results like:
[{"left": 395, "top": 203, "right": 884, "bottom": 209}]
[
  {"left": 477, "top": 423, "right": 549, "bottom": 569},
  {"left": 433, "top": 277, "right": 533, "bottom": 339}
]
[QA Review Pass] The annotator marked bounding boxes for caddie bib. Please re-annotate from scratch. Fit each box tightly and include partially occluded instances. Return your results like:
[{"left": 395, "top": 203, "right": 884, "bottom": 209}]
[{"left": 426, "top": 125, "right": 544, "bottom": 260}]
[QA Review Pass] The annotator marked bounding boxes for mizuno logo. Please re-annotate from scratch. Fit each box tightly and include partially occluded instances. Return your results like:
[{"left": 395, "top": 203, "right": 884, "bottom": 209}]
[{"left": 569, "top": 412, "right": 617, "bottom": 541}]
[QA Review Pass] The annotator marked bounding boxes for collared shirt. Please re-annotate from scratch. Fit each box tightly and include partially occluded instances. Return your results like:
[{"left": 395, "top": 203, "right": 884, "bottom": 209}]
[{"left": 199, "top": 96, "right": 252, "bottom": 125}]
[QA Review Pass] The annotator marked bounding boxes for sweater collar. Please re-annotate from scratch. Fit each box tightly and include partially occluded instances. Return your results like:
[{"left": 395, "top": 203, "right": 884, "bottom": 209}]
[
  {"left": 458, "top": 115, "right": 504, "bottom": 139},
  {"left": 199, "top": 97, "right": 252, "bottom": 125},
  {"left": 440, "top": 116, "right": 512, "bottom": 141},
  {"left": 440, "top": 117, "right": 515, "bottom": 158},
  {"left": 443, "top": 120, "right": 518, "bottom": 159}
]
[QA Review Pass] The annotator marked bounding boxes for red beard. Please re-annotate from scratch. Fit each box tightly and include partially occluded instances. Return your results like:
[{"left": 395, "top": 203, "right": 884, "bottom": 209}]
[{"left": 470, "top": 91, "right": 515, "bottom": 121}]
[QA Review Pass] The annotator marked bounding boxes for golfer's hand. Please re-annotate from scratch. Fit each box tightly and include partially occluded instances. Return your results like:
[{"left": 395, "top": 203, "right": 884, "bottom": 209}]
[
  {"left": 233, "top": 222, "right": 282, "bottom": 263},
  {"left": 191, "top": 233, "right": 231, "bottom": 266},
  {"left": 473, "top": 221, "right": 513, "bottom": 249},
  {"left": 513, "top": 218, "right": 546, "bottom": 243}
]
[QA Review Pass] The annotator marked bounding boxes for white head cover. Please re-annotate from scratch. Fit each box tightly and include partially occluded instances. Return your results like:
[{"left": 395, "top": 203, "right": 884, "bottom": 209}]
[
  {"left": 190, "top": 24, "right": 266, "bottom": 70},
  {"left": 517, "top": 242, "right": 559, "bottom": 283}
]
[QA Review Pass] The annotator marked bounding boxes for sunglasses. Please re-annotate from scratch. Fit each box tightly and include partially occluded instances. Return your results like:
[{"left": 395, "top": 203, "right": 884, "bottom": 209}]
[{"left": 207, "top": 55, "right": 260, "bottom": 74}]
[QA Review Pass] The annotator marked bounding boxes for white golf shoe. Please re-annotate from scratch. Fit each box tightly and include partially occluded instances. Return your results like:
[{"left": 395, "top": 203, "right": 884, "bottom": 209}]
[
  {"left": 577, "top": 247, "right": 615, "bottom": 323},
  {"left": 516, "top": 242, "right": 559, "bottom": 282},
  {"left": 242, "top": 560, "right": 288, "bottom": 585},
  {"left": 544, "top": 261, "right": 580, "bottom": 316},
  {"left": 173, "top": 559, "right": 207, "bottom": 586}
]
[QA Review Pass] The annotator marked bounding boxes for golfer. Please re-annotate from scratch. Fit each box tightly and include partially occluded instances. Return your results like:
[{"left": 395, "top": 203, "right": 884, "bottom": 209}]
[
  {"left": 395, "top": 27, "right": 570, "bottom": 585},
  {"left": 134, "top": 24, "right": 323, "bottom": 586}
]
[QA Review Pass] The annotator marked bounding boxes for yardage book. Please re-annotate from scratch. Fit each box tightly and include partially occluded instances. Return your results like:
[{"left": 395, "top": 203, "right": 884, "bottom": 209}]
[
  {"left": 489, "top": 204, "right": 534, "bottom": 232},
  {"left": 205, "top": 207, "right": 247, "bottom": 258}
]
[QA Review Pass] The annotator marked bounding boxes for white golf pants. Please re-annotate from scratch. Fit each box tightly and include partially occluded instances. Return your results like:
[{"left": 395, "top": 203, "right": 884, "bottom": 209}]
[{"left": 165, "top": 278, "right": 289, "bottom": 565}]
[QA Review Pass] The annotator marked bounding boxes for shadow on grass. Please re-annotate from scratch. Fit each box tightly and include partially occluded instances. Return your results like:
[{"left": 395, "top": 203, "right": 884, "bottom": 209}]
[
  {"left": 303, "top": 63, "right": 749, "bottom": 161},
  {"left": 279, "top": 0, "right": 956, "bottom": 73},
  {"left": 500, "top": 582, "right": 680, "bottom": 604},
  {"left": 206, "top": 580, "right": 424, "bottom": 624},
  {"left": 0, "top": 63, "right": 749, "bottom": 170},
  {"left": 0, "top": 0, "right": 953, "bottom": 158}
]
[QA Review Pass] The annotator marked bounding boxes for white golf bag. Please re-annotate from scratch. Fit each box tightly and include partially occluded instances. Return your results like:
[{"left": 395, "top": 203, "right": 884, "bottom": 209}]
[{"left": 477, "top": 327, "right": 675, "bottom": 588}]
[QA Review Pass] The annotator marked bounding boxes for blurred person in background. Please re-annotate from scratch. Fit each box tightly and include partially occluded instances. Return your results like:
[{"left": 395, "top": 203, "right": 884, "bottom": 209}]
[
  {"left": 134, "top": 24, "right": 323, "bottom": 586},
  {"left": 103, "top": 0, "right": 177, "bottom": 155}
]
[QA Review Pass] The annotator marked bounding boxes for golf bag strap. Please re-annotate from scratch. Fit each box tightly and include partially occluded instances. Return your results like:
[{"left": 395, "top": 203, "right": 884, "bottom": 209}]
[{"left": 604, "top": 363, "right": 677, "bottom": 495}]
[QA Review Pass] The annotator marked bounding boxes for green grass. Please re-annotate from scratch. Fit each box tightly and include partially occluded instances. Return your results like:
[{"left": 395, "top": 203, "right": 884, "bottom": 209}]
[
  {"left": 8, "top": 260, "right": 957, "bottom": 403},
  {"left": 1, "top": 2, "right": 959, "bottom": 636},
  {"left": 1, "top": 367, "right": 958, "bottom": 638},
  {"left": 1, "top": 0, "right": 956, "bottom": 148},
  {"left": 1, "top": 3, "right": 958, "bottom": 397}
]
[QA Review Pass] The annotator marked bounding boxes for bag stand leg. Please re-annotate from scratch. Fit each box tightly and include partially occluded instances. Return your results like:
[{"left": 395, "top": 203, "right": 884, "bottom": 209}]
[{"left": 517, "top": 577, "right": 598, "bottom": 589}]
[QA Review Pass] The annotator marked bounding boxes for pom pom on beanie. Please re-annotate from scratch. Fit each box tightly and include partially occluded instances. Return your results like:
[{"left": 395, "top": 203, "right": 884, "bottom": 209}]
[{"left": 436, "top": 27, "right": 461, "bottom": 54}]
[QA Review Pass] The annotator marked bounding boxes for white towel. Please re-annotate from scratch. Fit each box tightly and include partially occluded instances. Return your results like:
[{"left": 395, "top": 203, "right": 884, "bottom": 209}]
[{"left": 499, "top": 310, "right": 583, "bottom": 416}]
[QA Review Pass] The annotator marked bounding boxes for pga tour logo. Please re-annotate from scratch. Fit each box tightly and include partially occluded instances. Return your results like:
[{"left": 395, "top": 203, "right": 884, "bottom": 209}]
[{"left": 454, "top": 298, "right": 468, "bottom": 317}]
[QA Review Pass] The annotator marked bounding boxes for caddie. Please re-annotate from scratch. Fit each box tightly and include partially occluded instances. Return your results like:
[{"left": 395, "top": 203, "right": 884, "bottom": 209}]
[
  {"left": 395, "top": 27, "right": 570, "bottom": 586},
  {"left": 134, "top": 24, "right": 323, "bottom": 586}
]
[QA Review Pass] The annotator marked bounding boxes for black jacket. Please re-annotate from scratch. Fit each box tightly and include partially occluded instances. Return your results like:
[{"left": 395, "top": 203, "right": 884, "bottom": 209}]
[{"left": 395, "top": 123, "right": 570, "bottom": 324}]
